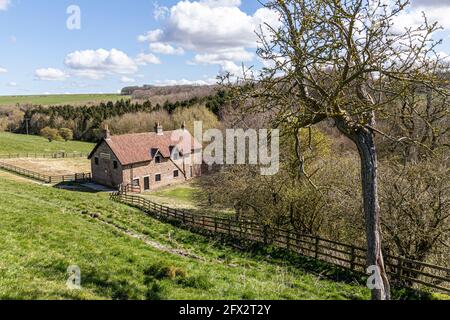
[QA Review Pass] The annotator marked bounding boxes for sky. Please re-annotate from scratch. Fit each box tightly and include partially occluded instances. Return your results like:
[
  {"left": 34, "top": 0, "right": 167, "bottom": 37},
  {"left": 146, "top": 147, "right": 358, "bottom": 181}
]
[{"left": 0, "top": 0, "right": 449, "bottom": 96}]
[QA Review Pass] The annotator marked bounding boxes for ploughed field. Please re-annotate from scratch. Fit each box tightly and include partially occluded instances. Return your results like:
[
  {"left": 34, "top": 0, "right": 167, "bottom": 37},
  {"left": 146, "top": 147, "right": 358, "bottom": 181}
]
[{"left": 0, "top": 158, "right": 91, "bottom": 176}]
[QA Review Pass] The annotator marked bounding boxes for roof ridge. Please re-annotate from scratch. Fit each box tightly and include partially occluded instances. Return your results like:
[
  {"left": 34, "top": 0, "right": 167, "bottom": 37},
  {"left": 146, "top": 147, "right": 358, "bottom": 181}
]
[{"left": 110, "top": 130, "right": 181, "bottom": 138}]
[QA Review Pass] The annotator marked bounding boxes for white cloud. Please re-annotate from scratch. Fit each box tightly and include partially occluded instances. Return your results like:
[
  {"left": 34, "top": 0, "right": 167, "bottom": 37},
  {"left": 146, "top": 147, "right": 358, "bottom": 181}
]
[
  {"left": 394, "top": 2, "right": 450, "bottom": 31},
  {"left": 154, "top": 77, "right": 217, "bottom": 86},
  {"left": 0, "top": 67, "right": 7, "bottom": 74},
  {"left": 120, "top": 76, "right": 136, "bottom": 83},
  {"left": 64, "top": 48, "right": 139, "bottom": 79},
  {"left": 135, "top": 53, "right": 161, "bottom": 65},
  {"left": 7, "top": 81, "right": 17, "bottom": 87},
  {"left": 35, "top": 68, "right": 68, "bottom": 81},
  {"left": 0, "top": 0, "right": 10, "bottom": 11},
  {"left": 138, "top": 0, "right": 281, "bottom": 75},
  {"left": 153, "top": 2, "right": 170, "bottom": 20},
  {"left": 411, "top": 0, "right": 450, "bottom": 8},
  {"left": 149, "top": 42, "right": 185, "bottom": 55},
  {"left": 138, "top": 29, "right": 163, "bottom": 42},
  {"left": 193, "top": 48, "right": 254, "bottom": 65}
]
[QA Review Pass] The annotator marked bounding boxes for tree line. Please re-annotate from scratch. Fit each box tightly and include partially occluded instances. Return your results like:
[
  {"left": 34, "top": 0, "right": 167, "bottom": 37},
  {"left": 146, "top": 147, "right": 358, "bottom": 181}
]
[{"left": 14, "top": 90, "right": 229, "bottom": 142}]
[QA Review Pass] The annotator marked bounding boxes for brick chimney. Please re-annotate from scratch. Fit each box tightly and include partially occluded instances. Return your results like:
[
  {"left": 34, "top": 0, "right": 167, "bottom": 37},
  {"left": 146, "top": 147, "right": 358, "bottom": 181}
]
[
  {"left": 155, "top": 122, "right": 163, "bottom": 135},
  {"left": 181, "top": 121, "right": 186, "bottom": 131},
  {"left": 103, "top": 124, "right": 111, "bottom": 140}
]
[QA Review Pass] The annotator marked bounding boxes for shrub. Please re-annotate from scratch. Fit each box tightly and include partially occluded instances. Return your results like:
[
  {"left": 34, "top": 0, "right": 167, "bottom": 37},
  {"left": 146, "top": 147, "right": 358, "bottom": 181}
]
[
  {"left": 40, "top": 127, "right": 61, "bottom": 142},
  {"left": 59, "top": 128, "right": 73, "bottom": 141}
]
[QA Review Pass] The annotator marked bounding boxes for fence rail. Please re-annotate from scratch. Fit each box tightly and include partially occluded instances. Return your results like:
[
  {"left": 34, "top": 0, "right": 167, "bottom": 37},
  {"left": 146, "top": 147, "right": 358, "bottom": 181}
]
[
  {"left": 110, "top": 192, "right": 450, "bottom": 295},
  {"left": 0, "top": 161, "right": 91, "bottom": 184},
  {"left": 0, "top": 152, "right": 89, "bottom": 159}
]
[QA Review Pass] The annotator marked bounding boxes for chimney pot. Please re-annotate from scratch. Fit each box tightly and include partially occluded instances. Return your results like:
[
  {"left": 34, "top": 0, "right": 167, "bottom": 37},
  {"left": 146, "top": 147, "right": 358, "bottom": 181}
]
[
  {"left": 103, "top": 124, "right": 111, "bottom": 139},
  {"left": 155, "top": 122, "right": 163, "bottom": 135}
]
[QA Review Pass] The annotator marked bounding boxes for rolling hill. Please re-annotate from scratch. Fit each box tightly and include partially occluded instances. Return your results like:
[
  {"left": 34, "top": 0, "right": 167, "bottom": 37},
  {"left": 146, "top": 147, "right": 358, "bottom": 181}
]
[{"left": 0, "top": 175, "right": 371, "bottom": 300}]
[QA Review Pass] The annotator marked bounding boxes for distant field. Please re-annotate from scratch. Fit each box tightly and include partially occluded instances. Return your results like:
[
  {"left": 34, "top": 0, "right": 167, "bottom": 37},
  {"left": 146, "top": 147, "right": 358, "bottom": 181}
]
[
  {"left": 0, "top": 94, "right": 129, "bottom": 106},
  {"left": 0, "top": 133, "right": 94, "bottom": 154},
  {"left": 142, "top": 183, "right": 234, "bottom": 218},
  {"left": 1, "top": 158, "right": 91, "bottom": 175}
]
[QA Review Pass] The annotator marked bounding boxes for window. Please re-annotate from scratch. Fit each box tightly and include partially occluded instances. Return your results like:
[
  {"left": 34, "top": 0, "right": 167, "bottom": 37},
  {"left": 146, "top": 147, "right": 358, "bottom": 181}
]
[
  {"left": 155, "top": 174, "right": 161, "bottom": 182},
  {"left": 155, "top": 156, "right": 162, "bottom": 164},
  {"left": 132, "top": 179, "right": 140, "bottom": 187},
  {"left": 144, "top": 177, "right": 150, "bottom": 190},
  {"left": 173, "top": 170, "right": 179, "bottom": 178},
  {"left": 113, "top": 161, "right": 118, "bottom": 169},
  {"left": 94, "top": 157, "right": 99, "bottom": 165}
]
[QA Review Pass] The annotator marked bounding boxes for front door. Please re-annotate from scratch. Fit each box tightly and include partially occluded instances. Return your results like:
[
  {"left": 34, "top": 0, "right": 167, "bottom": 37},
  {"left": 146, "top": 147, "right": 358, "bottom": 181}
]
[{"left": 144, "top": 176, "right": 150, "bottom": 191}]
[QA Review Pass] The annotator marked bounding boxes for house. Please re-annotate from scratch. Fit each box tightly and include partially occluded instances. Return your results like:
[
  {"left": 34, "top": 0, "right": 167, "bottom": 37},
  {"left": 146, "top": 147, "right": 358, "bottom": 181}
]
[{"left": 88, "top": 123, "right": 202, "bottom": 191}]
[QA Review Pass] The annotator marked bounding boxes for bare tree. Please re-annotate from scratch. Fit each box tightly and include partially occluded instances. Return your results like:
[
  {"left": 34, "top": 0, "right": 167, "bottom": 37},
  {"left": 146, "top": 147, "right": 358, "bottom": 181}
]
[{"left": 227, "top": 0, "right": 449, "bottom": 299}]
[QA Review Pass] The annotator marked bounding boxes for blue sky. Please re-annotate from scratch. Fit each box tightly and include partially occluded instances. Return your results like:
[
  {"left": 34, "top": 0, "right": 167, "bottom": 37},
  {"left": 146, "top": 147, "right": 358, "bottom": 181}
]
[{"left": 0, "top": 0, "right": 449, "bottom": 96}]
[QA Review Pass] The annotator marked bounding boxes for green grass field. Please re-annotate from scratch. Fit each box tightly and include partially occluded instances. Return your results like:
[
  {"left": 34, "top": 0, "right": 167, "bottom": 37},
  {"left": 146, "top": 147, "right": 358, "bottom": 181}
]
[
  {"left": 0, "top": 175, "right": 371, "bottom": 300},
  {"left": 0, "top": 94, "right": 128, "bottom": 106},
  {"left": 0, "top": 133, "right": 94, "bottom": 154},
  {"left": 142, "top": 184, "right": 234, "bottom": 218}
]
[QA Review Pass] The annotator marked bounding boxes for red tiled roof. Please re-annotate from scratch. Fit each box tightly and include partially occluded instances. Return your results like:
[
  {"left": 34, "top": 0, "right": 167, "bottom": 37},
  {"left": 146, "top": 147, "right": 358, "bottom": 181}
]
[{"left": 90, "top": 130, "right": 202, "bottom": 166}]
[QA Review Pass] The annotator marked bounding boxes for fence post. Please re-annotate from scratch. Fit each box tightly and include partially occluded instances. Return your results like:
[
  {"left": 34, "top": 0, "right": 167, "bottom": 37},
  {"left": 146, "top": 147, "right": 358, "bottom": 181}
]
[
  {"left": 263, "top": 225, "right": 268, "bottom": 245},
  {"left": 314, "top": 237, "right": 320, "bottom": 259},
  {"left": 397, "top": 258, "right": 403, "bottom": 280},
  {"left": 350, "top": 247, "right": 356, "bottom": 270},
  {"left": 286, "top": 232, "right": 291, "bottom": 250},
  {"left": 228, "top": 220, "right": 232, "bottom": 237}
]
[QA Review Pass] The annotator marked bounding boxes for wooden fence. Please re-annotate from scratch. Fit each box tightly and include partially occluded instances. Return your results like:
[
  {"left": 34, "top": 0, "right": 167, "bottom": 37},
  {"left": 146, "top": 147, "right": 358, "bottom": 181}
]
[
  {"left": 0, "top": 161, "right": 91, "bottom": 184},
  {"left": 110, "top": 192, "right": 450, "bottom": 295},
  {"left": 0, "top": 152, "right": 89, "bottom": 159}
]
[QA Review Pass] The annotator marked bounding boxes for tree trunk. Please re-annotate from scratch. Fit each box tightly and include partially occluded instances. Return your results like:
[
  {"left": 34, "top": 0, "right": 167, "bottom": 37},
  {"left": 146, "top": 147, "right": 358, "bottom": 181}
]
[{"left": 338, "top": 121, "right": 391, "bottom": 300}]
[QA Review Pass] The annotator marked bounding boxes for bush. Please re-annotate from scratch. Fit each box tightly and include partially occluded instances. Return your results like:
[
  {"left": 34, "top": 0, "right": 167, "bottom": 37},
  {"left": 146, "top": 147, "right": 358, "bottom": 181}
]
[
  {"left": 40, "top": 127, "right": 61, "bottom": 142},
  {"left": 59, "top": 128, "right": 73, "bottom": 141}
]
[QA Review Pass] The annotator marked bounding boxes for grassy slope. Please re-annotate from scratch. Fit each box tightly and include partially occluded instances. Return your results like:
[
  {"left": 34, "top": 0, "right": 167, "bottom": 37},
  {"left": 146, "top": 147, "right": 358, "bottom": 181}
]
[
  {"left": 0, "top": 176, "right": 370, "bottom": 300},
  {"left": 0, "top": 133, "right": 94, "bottom": 154},
  {"left": 0, "top": 94, "right": 127, "bottom": 106},
  {"left": 142, "top": 183, "right": 234, "bottom": 218}
]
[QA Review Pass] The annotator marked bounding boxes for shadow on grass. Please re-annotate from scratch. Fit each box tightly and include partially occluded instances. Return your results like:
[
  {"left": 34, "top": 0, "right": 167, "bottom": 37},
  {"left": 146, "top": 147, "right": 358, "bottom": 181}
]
[{"left": 53, "top": 182, "right": 109, "bottom": 194}]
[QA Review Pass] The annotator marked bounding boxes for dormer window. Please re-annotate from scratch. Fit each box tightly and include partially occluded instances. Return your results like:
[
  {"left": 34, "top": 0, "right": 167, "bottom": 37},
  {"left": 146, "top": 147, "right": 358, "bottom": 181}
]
[
  {"left": 170, "top": 146, "right": 181, "bottom": 160},
  {"left": 155, "top": 155, "right": 162, "bottom": 164}
]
